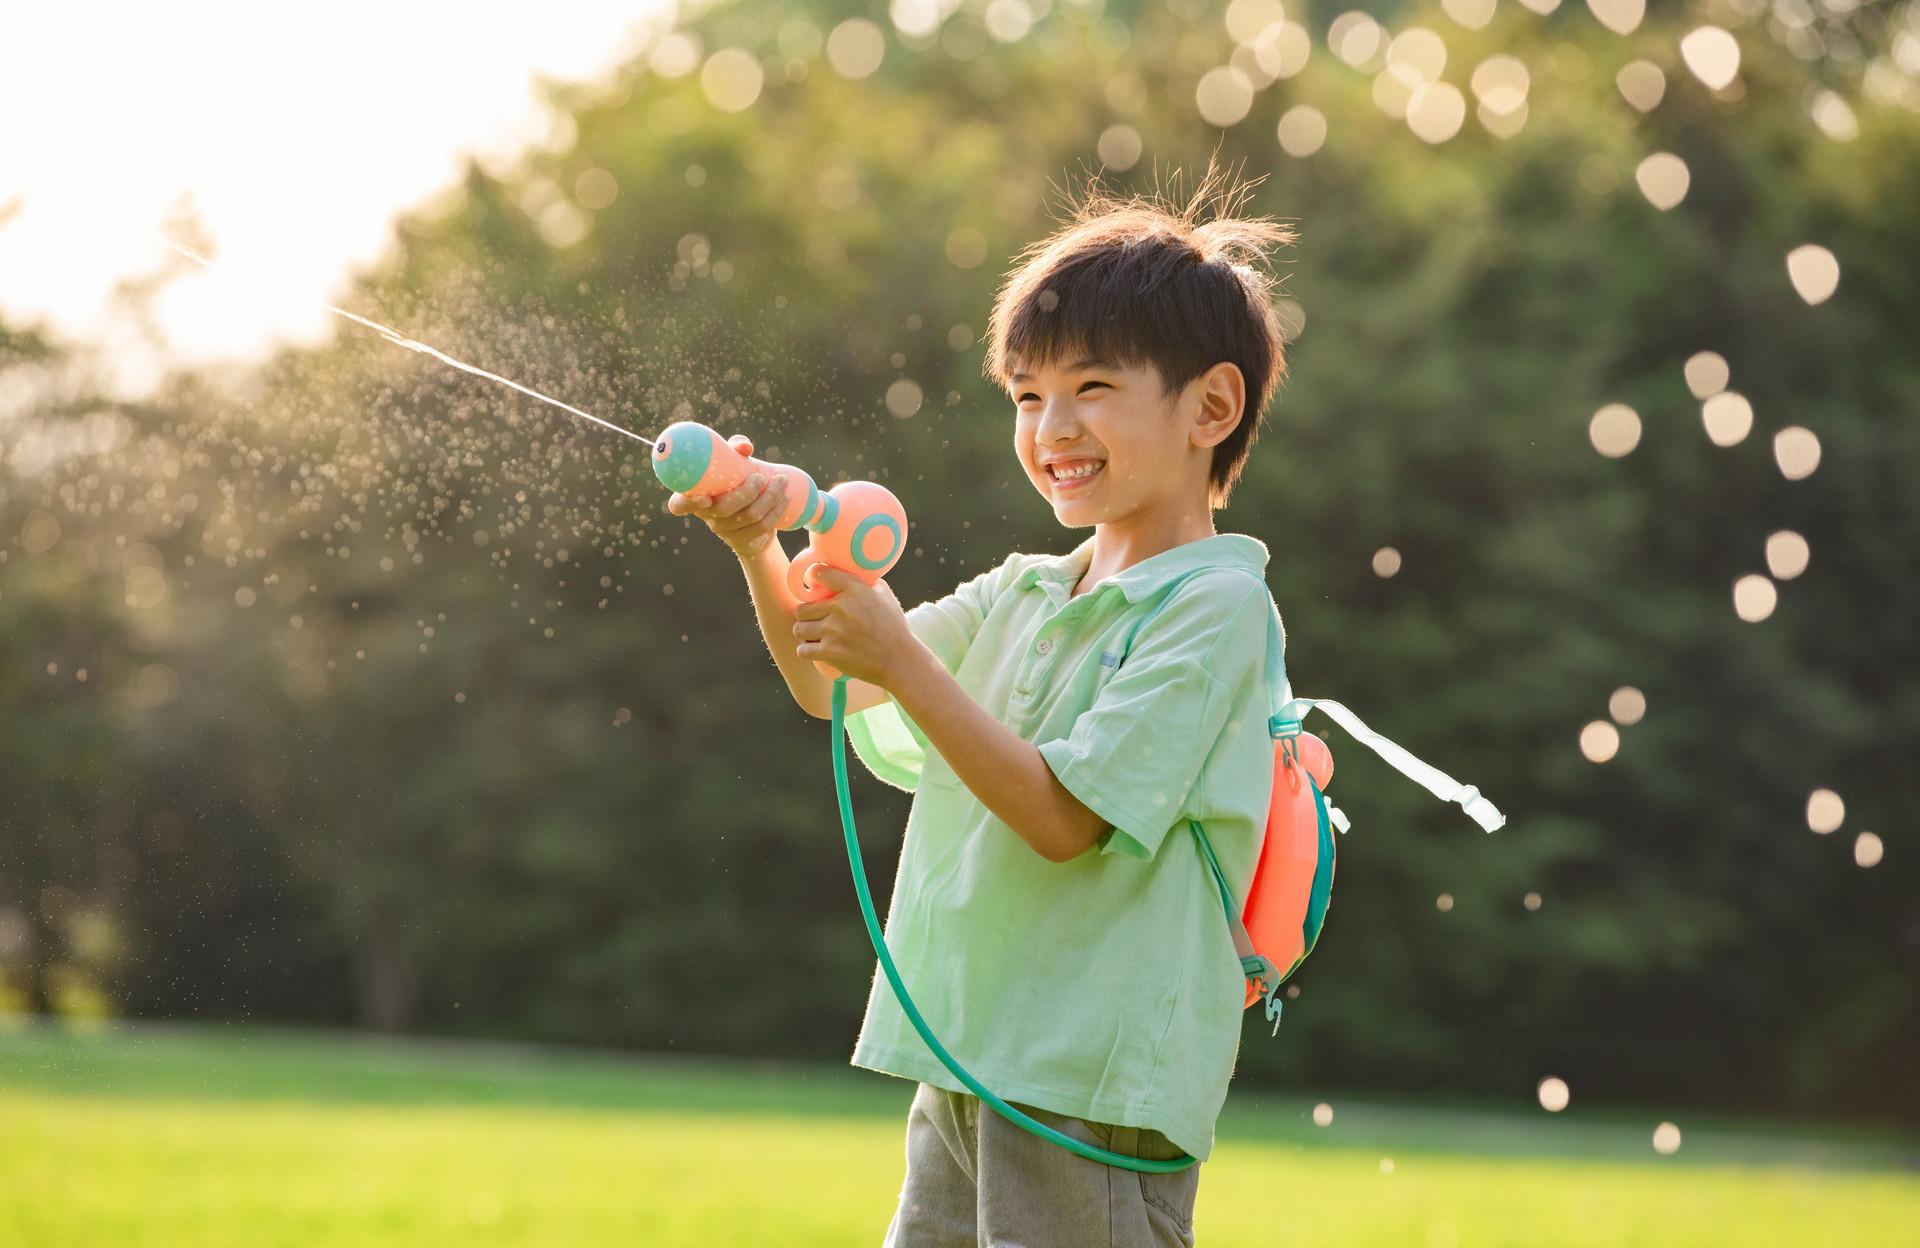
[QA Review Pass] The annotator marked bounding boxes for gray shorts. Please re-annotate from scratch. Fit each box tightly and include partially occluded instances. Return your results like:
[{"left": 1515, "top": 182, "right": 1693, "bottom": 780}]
[{"left": 881, "top": 1082, "right": 1201, "bottom": 1248}]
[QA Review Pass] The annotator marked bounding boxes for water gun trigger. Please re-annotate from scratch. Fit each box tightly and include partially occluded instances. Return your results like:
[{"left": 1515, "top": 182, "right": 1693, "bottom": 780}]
[{"left": 787, "top": 546, "right": 835, "bottom": 603}]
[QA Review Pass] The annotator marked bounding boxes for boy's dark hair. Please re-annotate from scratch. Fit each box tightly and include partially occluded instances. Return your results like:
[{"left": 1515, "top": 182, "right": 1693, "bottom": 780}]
[{"left": 984, "top": 164, "right": 1297, "bottom": 509}]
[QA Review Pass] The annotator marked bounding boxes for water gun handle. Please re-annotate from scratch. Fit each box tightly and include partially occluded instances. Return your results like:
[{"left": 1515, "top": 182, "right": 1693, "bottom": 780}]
[
  {"left": 650, "top": 420, "right": 910, "bottom": 682},
  {"left": 786, "top": 549, "right": 849, "bottom": 682}
]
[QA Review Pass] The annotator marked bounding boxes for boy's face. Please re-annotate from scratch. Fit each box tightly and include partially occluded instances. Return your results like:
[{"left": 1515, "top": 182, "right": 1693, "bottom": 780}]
[{"left": 1008, "top": 354, "right": 1204, "bottom": 528}]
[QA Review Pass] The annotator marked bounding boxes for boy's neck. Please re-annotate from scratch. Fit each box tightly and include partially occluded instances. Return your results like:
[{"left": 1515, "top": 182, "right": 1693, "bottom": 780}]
[{"left": 1073, "top": 514, "right": 1219, "bottom": 597}]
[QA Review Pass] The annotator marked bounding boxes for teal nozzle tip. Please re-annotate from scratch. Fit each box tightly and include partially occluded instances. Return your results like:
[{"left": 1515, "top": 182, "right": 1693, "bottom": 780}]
[{"left": 651, "top": 421, "right": 714, "bottom": 493}]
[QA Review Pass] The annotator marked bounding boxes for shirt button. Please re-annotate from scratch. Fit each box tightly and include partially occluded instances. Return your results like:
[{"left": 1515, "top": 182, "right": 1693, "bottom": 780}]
[{"left": 1036, "top": 639, "right": 1052, "bottom": 654}]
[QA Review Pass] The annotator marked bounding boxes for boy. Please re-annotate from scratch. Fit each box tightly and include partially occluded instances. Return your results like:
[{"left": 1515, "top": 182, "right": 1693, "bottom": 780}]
[{"left": 669, "top": 179, "right": 1296, "bottom": 1246}]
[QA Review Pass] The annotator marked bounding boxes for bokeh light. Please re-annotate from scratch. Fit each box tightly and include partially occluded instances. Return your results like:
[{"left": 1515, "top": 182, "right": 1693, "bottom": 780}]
[
  {"left": 1580, "top": 720, "right": 1621, "bottom": 763},
  {"left": 1589, "top": 403, "right": 1642, "bottom": 457},
  {"left": 650, "top": 33, "right": 701, "bottom": 78},
  {"left": 1653, "top": 1122, "right": 1683, "bottom": 1154},
  {"left": 827, "top": 18, "right": 887, "bottom": 79},
  {"left": 1609, "top": 686, "right": 1646, "bottom": 725},
  {"left": 1372, "top": 546, "right": 1402, "bottom": 577},
  {"left": 1683, "top": 350, "right": 1729, "bottom": 399},
  {"left": 1538, "top": 1077, "right": 1571, "bottom": 1112},
  {"left": 1701, "top": 391, "right": 1754, "bottom": 447},
  {"left": 1766, "top": 531, "right": 1810, "bottom": 580},
  {"left": 1787, "top": 244, "right": 1841, "bottom": 304},
  {"left": 1224, "top": 0, "right": 1285, "bottom": 45},
  {"left": 1329, "top": 11, "right": 1386, "bottom": 70},
  {"left": 984, "top": 0, "right": 1034, "bottom": 44},
  {"left": 1387, "top": 27, "right": 1448, "bottom": 88},
  {"left": 1854, "top": 832, "right": 1884, "bottom": 868},
  {"left": 1636, "top": 152, "right": 1691, "bottom": 210},
  {"left": 945, "top": 228, "right": 988, "bottom": 269},
  {"left": 1732, "top": 574, "right": 1778, "bottom": 622},
  {"left": 1097, "top": 123, "right": 1144, "bottom": 171},
  {"left": 1774, "top": 426, "right": 1822, "bottom": 480},
  {"left": 1810, "top": 89, "right": 1860, "bottom": 140},
  {"left": 1586, "top": 0, "right": 1645, "bottom": 37},
  {"left": 1807, "top": 789, "right": 1845, "bottom": 835},
  {"left": 1196, "top": 66, "right": 1256, "bottom": 127},
  {"left": 1681, "top": 26, "right": 1742, "bottom": 90},
  {"left": 700, "top": 48, "right": 765, "bottom": 114},
  {"left": 572, "top": 168, "right": 618, "bottom": 211},
  {"left": 1408, "top": 82, "right": 1468, "bottom": 143},
  {"left": 885, "top": 379, "right": 924, "bottom": 419},
  {"left": 1616, "top": 59, "right": 1666, "bottom": 111},
  {"left": 1277, "top": 105, "right": 1328, "bottom": 157},
  {"left": 1443, "top": 0, "right": 1498, "bottom": 32}
]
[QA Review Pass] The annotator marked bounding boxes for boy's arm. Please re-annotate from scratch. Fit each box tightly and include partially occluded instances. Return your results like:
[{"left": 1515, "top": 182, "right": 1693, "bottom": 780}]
[
  {"left": 884, "top": 644, "right": 1111, "bottom": 863},
  {"left": 737, "top": 539, "right": 890, "bottom": 718}
]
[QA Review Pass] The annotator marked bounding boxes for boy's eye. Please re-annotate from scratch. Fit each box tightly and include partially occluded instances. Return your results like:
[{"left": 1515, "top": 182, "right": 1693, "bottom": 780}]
[{"left": 1014, "top": 382, "right": 1106, "bottom": 404}]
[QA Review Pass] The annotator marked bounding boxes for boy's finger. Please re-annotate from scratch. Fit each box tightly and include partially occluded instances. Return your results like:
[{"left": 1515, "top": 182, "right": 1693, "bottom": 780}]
[{"left": 716, "top": 474, "right": 767, "bottom": 517}]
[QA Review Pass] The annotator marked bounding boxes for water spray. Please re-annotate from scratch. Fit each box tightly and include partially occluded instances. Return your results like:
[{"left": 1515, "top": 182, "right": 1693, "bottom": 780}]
[{"left": 163, "top": 240, "right": 657, "bottom": 450}]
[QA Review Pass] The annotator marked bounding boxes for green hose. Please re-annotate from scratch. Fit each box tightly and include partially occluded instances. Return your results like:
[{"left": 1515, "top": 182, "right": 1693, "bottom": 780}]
[{"left": 831, "top": 675, "right": 1199, "bottom": 1173}]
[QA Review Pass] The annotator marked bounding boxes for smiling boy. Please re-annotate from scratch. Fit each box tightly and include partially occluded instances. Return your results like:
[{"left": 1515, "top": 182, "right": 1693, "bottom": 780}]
[{"left": 669, "top": 177, "right": 1296, "bottom": 1246}]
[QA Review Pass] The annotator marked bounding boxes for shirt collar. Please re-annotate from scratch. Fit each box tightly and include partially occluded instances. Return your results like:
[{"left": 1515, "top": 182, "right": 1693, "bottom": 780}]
[{"left": 1015, "top": 533, "right": 1271, "bottom": 605}]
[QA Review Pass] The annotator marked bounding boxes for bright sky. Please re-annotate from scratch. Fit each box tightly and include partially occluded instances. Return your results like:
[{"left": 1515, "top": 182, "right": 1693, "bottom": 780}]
[{"left": 0, "top": 2, "right": 672, "bottom": 396}]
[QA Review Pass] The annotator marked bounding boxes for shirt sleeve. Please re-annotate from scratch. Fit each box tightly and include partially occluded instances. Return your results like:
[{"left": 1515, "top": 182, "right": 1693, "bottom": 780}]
[
  {"left": 844, "top": 557, "right": 1020, "bottom": 792},
  {"left": 1038, "top": 578, "right": 1271, "bottom": 861}
]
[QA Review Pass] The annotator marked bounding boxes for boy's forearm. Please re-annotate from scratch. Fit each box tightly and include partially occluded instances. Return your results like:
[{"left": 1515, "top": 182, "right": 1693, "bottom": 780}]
[
  {"left": 737, "top": 539, "right": 831, "bottom": 717},
  {"left": 885, "top": 647, "right": 1096, "bottom": 863}
]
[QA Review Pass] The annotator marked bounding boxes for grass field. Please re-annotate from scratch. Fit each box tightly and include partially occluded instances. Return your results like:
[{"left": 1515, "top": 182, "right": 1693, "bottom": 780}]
[{"left": 2, "top": 1022, "right": 1914, "bottom": 1247}]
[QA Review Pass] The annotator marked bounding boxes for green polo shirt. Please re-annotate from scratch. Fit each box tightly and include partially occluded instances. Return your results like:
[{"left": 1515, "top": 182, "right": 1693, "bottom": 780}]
[{"left": 843, "top": 532, "right": 1281, "bottom": 1162}]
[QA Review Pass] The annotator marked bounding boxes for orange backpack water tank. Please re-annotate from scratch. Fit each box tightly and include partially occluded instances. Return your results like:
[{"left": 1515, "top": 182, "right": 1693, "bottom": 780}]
[{"left": 1240, "top": 731, "right": 1335, "bottom": 1008}]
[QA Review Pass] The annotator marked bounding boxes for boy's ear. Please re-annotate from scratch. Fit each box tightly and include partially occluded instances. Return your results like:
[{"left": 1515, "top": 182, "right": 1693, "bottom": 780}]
[{"left": 1189, "top": 362, "right": 1245, "bottom": 450}]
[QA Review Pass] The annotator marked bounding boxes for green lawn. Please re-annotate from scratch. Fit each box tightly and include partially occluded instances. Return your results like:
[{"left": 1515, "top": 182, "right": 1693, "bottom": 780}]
[{"left": 2, "top": 1022, "right": 1914, "bottom": 1247}]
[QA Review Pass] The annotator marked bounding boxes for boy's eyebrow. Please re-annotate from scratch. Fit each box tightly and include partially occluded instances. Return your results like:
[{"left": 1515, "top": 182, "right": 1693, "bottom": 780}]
[{"left": 1008, "top": 357, "right": 1114, "bottom": 383}]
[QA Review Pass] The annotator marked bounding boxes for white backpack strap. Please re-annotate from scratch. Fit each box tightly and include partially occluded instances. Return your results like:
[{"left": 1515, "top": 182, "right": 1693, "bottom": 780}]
[{"left": 1275, "top": 697, "right": 1507, "bottom": 833}]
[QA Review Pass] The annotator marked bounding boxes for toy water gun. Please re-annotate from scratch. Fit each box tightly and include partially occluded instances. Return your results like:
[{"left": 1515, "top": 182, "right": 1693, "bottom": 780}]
[{"left": 649, "top": 420, "right": 908, "bottom": 679}]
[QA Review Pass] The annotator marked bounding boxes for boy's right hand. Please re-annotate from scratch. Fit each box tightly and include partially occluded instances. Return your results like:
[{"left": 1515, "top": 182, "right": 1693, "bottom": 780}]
[{"left": 665, "top": 434, "right": 789, "bottom": 559}]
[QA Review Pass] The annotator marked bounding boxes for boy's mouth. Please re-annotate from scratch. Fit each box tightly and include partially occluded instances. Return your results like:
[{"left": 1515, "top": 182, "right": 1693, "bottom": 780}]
[{"left": 1046, "top": 459, "right": 1105, "bottom": 490}]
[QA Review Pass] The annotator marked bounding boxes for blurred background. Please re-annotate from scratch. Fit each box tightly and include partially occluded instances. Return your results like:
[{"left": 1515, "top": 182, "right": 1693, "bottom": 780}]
[{"left": 3, "top": 0, "right": 1916, "bottom": 1243}]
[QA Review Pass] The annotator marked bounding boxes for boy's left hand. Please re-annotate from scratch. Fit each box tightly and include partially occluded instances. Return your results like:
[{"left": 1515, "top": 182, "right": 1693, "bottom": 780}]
[{"left": 792, "top": 565, "right": 917, "bottom": 687}]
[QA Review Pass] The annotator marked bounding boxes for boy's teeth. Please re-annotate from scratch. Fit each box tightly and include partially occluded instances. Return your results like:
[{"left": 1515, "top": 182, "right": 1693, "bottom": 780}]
[{"left": 1052, "top": 462, "right": 1104, "bottom": 481}]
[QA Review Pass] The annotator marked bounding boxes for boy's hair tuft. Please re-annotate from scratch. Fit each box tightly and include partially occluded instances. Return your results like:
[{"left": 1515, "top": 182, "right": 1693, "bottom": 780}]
[{"left": 985, "top": 161, "right": 1297, "bottom": 509}]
